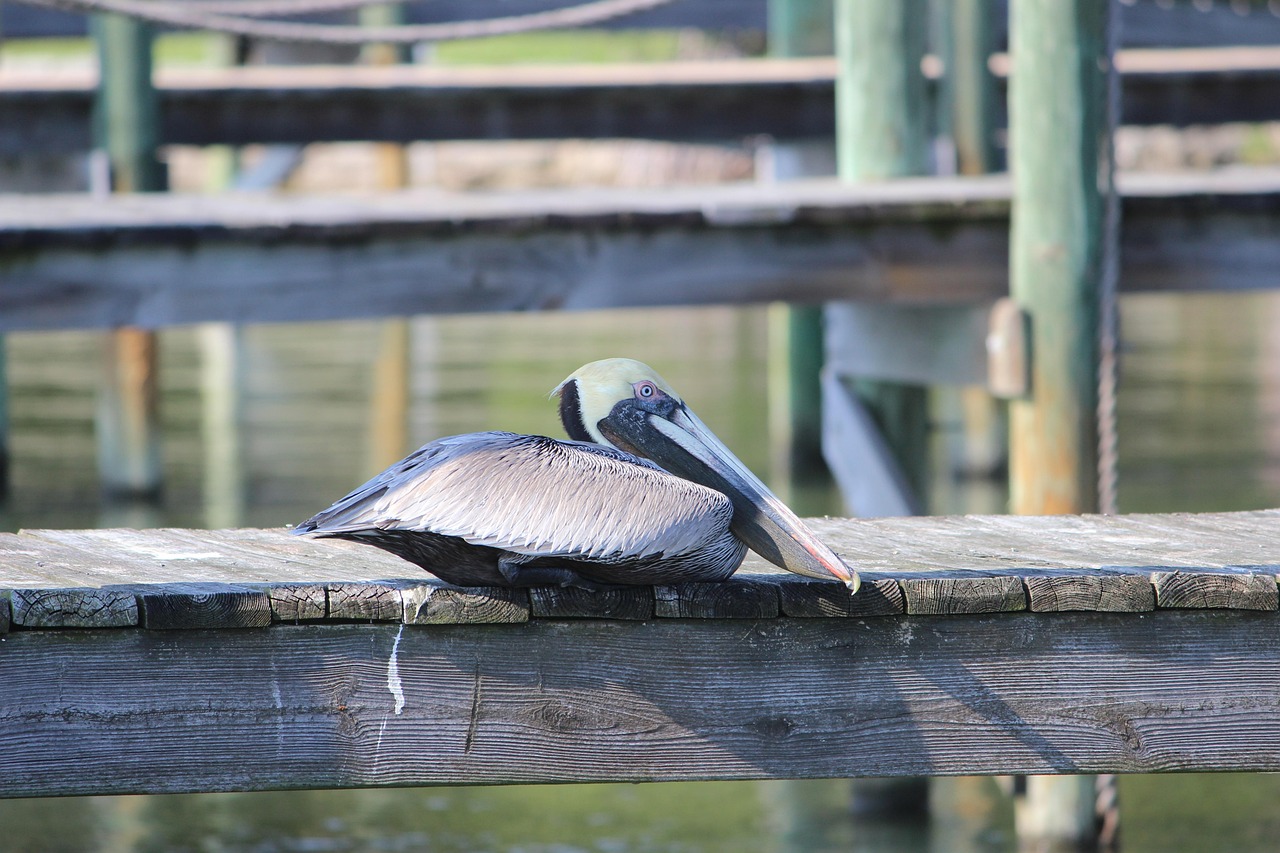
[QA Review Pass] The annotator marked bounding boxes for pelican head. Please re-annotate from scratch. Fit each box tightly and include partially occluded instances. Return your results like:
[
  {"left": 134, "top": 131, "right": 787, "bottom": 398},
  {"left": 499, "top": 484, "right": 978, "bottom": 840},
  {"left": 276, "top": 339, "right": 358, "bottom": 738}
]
[{"left": 554, "top": 358, "right": 857, "bottom": 590}]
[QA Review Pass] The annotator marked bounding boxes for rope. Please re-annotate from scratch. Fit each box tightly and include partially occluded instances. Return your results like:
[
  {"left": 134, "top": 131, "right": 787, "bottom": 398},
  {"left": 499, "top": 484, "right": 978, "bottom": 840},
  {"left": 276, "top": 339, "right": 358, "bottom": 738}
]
[
  {"left": 1097, "top": 0, "right": 1122, "bottom": 517},
  {"left": 12, "top": 0, "right": 679, "bottom": 42},
  {"left": 183, "top": 0, "right": 419, "bottom": 18}
]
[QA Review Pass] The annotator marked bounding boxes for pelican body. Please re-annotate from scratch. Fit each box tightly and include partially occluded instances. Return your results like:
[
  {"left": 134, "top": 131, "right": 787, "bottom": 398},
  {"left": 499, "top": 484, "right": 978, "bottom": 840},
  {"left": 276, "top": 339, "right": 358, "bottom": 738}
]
[{"left": 295, "top": 358, "right": 857, "bottom": 591}]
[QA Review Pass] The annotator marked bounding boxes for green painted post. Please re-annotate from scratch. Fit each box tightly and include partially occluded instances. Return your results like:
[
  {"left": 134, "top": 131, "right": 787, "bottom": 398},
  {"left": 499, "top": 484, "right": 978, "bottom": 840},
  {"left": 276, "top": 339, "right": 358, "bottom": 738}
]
[
  {"left": 1008, "top": 0, "right": 1108, "bottom": 517},
  {"left": 768, "top": 0, "right": 833, "bottom": 57},
  {"left": 946, "top": 0, "right": 998, "bottom": 176},
  {"left": 92, "top": 13, "right": 164, "bottom": 194},
  {"left": 767, "top": 0, "right": 833, "bottom": 493},
  {"left": 835, "top": 0, "right": 928, "bottom": 181},
  {"left": 93, "top": 12, "right": 165, "bottom": 499},
  {"left": 834, "top": 0, "right": 931, "bottom": 505},
  {"left": 1008, "top": 0, "right": 1114, "bottom": 847}
]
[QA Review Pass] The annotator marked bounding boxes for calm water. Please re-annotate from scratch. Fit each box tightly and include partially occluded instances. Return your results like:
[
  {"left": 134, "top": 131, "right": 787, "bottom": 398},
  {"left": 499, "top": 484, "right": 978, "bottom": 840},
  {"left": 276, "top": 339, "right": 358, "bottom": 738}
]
[{"left": 2, "top": 293, "right": 1280, "bottom": 852}]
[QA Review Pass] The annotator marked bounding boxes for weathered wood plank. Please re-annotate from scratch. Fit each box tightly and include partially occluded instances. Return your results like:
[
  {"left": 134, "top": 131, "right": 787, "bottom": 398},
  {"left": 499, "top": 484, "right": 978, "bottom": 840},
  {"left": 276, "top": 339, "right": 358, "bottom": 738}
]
[
  {"left": 777, "top": 576, "right": 904, "bottom": 618},
  {"left": 11, "top": 527, "right": 425, "bottom": 588},
  {"left": 326, "top": 582, "right": 407, "bottom": 622},
  {"left": 0, "top": 511, "right": 1276, "bottom": 618},
  {"left": 7, "top": 610, "right": 1280, "bottom": 797},
  {"left": 799, "top": 510, "right": 1280, "bottom": 576},
  {"left": 529, "top": 586, "right": 654, "bottom": 620},
  {"left": 0, "top": 530, "right": 155, "bottom": 587},
  {"left": 267, "top": 583, "right": 327, "bottom": 623},
  {"left": 10, "top": 587, "right": 138, "bottom": 628},
  {"left": 138, "top": 588, "right": 272, "bottom": 630},
  {"left": 1152, "top": 572, "right": 1279, "bottom": 611},
  {"left": 3, "top": 169, "right": 1278, "bottom": 333},
  {"left": 901, "top": 576, "right": 1027, "bottom": 615},
  {"left": 403, "top": 583, "right": 530, "bottom": 625},
  {"left": 1026, "top": 574, "right": 1155, "bottom": 613},
  {"left": 655, "top": 580, "right": 779, "bottom": 619}
]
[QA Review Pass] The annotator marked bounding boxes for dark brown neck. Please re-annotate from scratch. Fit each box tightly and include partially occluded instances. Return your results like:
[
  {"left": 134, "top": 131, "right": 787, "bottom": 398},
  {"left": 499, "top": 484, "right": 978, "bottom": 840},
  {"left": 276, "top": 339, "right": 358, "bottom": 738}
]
[{"left": 558, "top": 379, "right": 593, "bottom": 442}]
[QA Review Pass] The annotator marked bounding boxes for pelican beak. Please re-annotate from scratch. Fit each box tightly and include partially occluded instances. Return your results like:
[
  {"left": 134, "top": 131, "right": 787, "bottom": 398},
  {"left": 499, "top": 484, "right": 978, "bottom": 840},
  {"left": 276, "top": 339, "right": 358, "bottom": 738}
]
[{"left": 600, "top": 401, "right": 859, "bottom": 592}]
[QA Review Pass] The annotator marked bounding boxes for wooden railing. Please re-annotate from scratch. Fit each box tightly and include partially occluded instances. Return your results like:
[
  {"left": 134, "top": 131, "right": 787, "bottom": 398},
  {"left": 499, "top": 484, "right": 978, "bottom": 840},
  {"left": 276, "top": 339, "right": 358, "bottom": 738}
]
[{"left": 3, "top": 509, "right": 1279, "bottom": 798}]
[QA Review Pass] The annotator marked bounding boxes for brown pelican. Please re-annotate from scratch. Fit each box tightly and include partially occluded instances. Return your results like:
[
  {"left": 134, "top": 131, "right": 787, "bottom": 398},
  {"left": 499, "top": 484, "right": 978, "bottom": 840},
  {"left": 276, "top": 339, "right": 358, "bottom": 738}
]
[{"left": 295, "top": 358, "right": 857, "bottom": 592}]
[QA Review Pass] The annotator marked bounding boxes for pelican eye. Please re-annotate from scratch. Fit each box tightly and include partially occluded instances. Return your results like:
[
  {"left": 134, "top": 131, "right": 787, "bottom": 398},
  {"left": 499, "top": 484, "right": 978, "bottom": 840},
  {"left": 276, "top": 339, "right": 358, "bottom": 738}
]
[{"left": 634, "top": 380, "right": 661, "bottom": 400}]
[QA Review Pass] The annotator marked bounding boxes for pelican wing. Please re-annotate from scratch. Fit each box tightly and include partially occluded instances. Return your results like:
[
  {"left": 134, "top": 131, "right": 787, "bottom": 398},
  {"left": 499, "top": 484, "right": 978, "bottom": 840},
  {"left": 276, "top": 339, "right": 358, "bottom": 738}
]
[{"left": 297, "top": 432, "right": 733, "bottom": 562}]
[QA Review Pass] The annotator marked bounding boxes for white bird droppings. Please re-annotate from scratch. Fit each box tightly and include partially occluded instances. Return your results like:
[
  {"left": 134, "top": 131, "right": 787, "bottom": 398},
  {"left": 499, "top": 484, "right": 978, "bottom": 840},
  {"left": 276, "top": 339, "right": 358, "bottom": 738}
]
[{"left": 387, "top": 624, "right": 405, "bottom": 715}]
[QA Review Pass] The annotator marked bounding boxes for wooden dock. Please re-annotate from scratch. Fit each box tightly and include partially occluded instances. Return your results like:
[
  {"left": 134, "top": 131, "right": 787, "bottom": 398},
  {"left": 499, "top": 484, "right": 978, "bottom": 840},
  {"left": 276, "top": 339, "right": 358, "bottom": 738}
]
[
  {"left": 4, "top": 47, "right": 1280, "bottom": 154},
  {"left": 4, "top": 167, "right": 1280, "bottom": 332},
  {"left": 3, "top": 509, "right": 1280, "bottom": 798}
]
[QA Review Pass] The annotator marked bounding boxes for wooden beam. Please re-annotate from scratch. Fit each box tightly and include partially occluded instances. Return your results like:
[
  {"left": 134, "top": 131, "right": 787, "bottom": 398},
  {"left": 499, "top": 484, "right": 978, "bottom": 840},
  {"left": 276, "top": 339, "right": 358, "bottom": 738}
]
[
  {"left": 5, "top": 47, "right": 1280, "bottom": 155},
  {"left": 1, "top": 170, "right": 1279, "bottom": 334},
  {"left": 0, "top": 512, "right": 1277, "bottom": 798},
  {"left": 766, "top": 0, "right": 834, "bottom": 486},
  {"left": 9, "top": 605, "right": 1280, "bottom": 798},
  {"left": 0, "top": 513, "right": 1276, "bottom": 798}
]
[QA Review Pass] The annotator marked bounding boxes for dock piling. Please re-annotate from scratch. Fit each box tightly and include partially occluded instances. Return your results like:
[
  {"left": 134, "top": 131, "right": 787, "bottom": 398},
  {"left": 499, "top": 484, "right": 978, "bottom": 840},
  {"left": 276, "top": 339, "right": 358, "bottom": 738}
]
[
  {"left": 92, "top": 12, "right": 164, "bottom": 500},
  {"left": 828, "top": 0, "right": 932, "bottom": 515}
]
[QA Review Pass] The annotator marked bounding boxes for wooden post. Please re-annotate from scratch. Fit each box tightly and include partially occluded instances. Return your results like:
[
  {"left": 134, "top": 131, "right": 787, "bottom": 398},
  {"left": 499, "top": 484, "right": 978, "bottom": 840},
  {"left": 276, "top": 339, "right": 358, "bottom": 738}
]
[
  {"left": 835, "top": 0, "right": 927, "bottom": 181},
  {"left": 96, "top": 327, "right": 161, "bottom": 501},
  {"left": 947, "top": 0, "right": 998, "bottom": 176},
  {"left": 939, "top": 0, "right": 1006, "bottom": 491},
  {"left": 199, "top": 324, "right": 246, "bottom": 529},
  {"left": 1008, "top": 0, "right": 1108, "bottom": 517},
  {"left": 92, "top": 13, "right": 164, "bottom": 194},
  {"left": 833, "top": 0, "right": 931, "bottom": 508},
  {"left": 1008, "top": 0, "right": 1114, "bottom": 847},
  {"left": 765, "top": 0, "right": 833, "bottom": 490},
  {"left": 361, "top": 3, "right": 415, "bottom": 475},
  {"left": 93, "top": 12, "right": 164, "bottom": 499}
]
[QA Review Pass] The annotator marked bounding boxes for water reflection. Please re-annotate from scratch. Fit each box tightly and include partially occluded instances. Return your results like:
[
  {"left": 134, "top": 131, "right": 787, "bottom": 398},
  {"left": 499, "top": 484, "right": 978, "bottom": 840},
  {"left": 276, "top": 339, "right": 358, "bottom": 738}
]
[{"left": 3, "top": 293, "right": 1280, "bottom": 851}]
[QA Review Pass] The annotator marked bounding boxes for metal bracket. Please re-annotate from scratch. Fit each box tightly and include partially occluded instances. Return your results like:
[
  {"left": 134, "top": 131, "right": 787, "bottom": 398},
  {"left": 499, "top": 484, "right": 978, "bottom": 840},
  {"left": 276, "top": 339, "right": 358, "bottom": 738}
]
[{"left": 987, "top": 297, "right": 1031, "bottom": 399}]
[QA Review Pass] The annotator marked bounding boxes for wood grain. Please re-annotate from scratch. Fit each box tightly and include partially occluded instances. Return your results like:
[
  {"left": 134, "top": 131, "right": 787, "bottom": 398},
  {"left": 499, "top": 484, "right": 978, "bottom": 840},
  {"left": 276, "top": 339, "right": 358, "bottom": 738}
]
[
  {"left": 529, "top": 586, "right": 654, "bottom": 620},
  {"left": 7, "top": 611, "right": 1280, "bottom": 797},
  {"left": 777, "top": 577, "right": 904, "bottom": 618},
  {"left": 655, "top": 580, "right": 780, "bottom": 619},
  {"left": 268, "top": 584, "right": 328, "bottom": 622},
  {"left": 10, "top": 587, "right": 138, "bottom": 629},
  {"left": 901, "top": 576, "right": 1026, "bottom": 615},
  {"left": 138, "top": 589, "right": 272, "bottom": 630},
  {"left": 326, "top": 582, "right": 406, "bottom": 622},
  {"left": 1026, "top": 574, "right": 1155, "bottom": 612},
  {"left": 1152, "top": 571, "right": 1279, "bottom": 610},
  {"left": 402, "top": 584, "right": 529, "bottom": 625}
]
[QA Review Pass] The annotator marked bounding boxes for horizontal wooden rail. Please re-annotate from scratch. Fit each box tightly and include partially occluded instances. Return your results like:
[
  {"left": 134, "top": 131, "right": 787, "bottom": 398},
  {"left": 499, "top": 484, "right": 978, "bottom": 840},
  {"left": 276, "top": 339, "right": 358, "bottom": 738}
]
[
  {"left": 1, "top": 509, "right": 1279, "bottom": 797},
  {"left": 4, "top": 48, "right": 1280, "bottom": 154},
  {"left": 3, "top": 168, "right": 1279, "bottom": 332}
]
